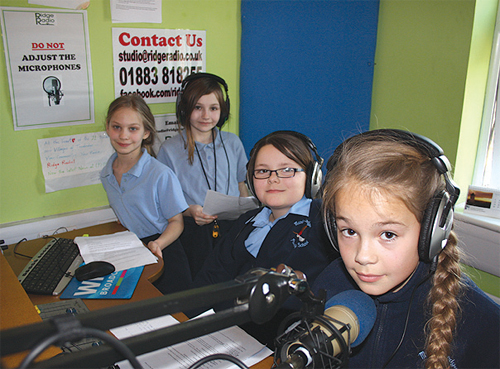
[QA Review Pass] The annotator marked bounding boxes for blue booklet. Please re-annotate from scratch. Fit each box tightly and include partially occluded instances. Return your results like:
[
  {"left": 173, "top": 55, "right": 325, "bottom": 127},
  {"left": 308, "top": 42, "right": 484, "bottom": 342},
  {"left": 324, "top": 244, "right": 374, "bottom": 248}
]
[{"left": 60, "top": 266, "right": 144, "bottom": 299}]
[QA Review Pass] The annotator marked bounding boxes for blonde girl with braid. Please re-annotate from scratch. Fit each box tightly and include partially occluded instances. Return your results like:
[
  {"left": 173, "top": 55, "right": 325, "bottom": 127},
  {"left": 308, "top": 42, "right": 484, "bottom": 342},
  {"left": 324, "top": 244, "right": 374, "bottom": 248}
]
[{"left": 312, "top": 129, "right": 499, "bottom": 368}]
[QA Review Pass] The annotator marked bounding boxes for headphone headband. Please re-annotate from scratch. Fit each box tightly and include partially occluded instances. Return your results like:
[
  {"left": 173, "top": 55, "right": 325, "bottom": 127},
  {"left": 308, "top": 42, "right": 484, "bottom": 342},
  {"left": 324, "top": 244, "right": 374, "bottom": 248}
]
[
  {"left": 247, "top": 130, "right": 324, "bottom": 199},
  {"left": 325, "top": 129, "right": 460, "bottom": 263},
  {"left": 176, "top": 72, "right": 230, "bottom": 128}
]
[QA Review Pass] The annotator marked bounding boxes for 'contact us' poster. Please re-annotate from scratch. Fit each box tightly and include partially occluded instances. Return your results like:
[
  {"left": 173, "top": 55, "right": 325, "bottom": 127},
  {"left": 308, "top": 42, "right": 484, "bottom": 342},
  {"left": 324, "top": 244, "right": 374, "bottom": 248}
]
[{"left": 0, "top": 7, "right": 94, "bottom": 130}]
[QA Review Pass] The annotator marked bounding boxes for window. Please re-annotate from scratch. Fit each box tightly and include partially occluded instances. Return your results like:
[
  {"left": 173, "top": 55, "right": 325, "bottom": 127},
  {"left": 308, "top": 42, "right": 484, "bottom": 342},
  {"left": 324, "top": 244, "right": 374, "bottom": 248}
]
[{"left": 473, "top": 5, "right": 500, "bottom": 189}]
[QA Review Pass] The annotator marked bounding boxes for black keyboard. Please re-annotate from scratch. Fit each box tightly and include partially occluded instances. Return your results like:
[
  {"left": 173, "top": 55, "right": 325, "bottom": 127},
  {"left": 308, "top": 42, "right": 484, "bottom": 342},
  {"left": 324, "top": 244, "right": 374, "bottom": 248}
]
[{"left": 17, "top": 238, "right": 83, "bottom": 295}]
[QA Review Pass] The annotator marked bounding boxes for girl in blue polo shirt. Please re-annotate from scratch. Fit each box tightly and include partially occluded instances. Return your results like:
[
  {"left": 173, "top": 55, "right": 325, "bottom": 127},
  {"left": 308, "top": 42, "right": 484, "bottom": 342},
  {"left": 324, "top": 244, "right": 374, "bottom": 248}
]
[
  {"left": 101, "top": 94, "right": 191, "bottom": 293},
  {"left": 157, "top": 73, "right": 248, "bottom": 278}
]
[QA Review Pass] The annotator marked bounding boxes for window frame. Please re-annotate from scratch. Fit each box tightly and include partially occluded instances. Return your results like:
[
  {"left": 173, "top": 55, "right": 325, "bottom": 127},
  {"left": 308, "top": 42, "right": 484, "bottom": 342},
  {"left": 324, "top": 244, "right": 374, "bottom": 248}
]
[{"left": 473, "top": 4, "right": 500, "bottom": 189}]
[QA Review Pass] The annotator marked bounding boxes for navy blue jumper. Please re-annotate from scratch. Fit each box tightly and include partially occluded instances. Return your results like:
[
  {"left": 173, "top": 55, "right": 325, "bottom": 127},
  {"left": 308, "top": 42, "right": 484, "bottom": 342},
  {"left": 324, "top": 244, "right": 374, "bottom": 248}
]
[
  {"left": 312, "top": 258, "right": 500, "bottom": 369},
  {"left": 193, "top": 198, "right": 338, "bottom": 289}
]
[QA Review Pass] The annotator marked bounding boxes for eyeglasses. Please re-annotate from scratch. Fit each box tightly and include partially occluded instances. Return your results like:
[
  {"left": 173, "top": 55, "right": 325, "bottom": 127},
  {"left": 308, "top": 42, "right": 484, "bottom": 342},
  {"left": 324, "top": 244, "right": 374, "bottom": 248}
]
[{"left": 253, "top": 167, "right": 305, "bottom": 179}]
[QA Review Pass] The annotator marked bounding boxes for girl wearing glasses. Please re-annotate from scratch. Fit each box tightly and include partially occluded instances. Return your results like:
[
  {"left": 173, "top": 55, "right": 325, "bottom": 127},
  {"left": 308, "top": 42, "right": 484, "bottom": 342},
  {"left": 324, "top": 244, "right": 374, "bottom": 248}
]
[{"left": 191, "top": 131, "right": 339, "bottom": 345}]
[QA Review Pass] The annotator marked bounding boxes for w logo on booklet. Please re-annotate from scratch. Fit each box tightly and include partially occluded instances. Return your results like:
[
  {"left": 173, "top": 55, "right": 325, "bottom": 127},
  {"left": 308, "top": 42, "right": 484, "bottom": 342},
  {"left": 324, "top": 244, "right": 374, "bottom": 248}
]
[{"left": 60, "top": 266, "right": 144, "bottom": 299}]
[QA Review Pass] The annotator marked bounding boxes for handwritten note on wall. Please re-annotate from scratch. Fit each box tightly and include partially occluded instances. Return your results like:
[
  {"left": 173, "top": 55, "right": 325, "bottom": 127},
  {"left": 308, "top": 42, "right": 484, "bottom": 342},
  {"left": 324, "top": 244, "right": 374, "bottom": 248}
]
[{"left": 38, "top": 132, "right": 114, "bottom": 193}]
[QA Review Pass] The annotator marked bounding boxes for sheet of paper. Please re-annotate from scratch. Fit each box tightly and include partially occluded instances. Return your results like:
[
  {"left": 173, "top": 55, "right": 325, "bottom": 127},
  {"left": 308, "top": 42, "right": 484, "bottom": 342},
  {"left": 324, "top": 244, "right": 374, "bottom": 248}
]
[
  {"left": 203, "top": 190, "right": 260, "bottom": 220},
  {"left": 110, "top": 0, "right": 162, "bottom": 23},
  {"left": 28, "top": 0, "right": 90, "bottom": 9},
  {"left": 74, "top": 231, "right": 157, "bottom": 272},
  {"left": 112, "top": 310, "right": 273, "bottom": 369}
]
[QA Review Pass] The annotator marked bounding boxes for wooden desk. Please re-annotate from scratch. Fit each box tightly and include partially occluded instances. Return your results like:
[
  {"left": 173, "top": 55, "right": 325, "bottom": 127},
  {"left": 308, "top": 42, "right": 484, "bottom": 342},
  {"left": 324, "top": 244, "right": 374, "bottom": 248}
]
[{"left": 0, "top": 222, "right": 273, "bottom": 368}]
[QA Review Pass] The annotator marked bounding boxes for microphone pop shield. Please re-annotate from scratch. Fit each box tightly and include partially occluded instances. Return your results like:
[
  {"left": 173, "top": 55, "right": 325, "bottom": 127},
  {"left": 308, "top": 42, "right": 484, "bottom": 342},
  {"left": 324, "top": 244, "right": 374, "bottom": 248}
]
[
  {"left": 324, "top": 289, "right": 376, "bottom": 347},
  {"left": 277, "top": 290, "right": 376, "bottom": 368}
]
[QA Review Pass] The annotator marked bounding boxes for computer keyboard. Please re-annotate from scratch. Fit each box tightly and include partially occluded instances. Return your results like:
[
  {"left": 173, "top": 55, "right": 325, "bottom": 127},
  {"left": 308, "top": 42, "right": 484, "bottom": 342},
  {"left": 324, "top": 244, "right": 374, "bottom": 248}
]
[{"left": 17, "top": 238, "right": 83, "bottom": 295}]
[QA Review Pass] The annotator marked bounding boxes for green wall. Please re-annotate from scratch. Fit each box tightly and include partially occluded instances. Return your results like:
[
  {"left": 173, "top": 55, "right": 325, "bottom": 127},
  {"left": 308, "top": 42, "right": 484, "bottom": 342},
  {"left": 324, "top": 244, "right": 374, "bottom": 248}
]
[
  {"left": 370, "top": 0, "right": 475, "bottom": 163},
  {"left": 370, "top": 0, "right": 499, "bottom": 298},
  {"left": 0, "top": 0, "right": 240, "bottom": 224}
]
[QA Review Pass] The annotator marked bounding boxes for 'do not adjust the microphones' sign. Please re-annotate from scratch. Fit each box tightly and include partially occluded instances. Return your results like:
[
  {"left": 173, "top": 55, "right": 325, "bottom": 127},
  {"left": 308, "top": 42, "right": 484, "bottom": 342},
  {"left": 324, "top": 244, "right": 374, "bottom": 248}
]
[
  {"left": 112, "top": 28, "right": 206, "bottom": 103},
  {"left": 0, "top": 7, "right": 94, "bottom": 130}
]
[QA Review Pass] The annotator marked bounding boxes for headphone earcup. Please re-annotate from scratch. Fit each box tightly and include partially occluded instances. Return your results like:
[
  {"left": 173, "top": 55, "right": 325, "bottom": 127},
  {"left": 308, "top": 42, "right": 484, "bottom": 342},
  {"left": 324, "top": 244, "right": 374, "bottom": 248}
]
[
  {"left": 324, "top": 208, "right": 339, "bottom": 251},
  {"left": 305, "top": 162, "right": 322, "bottom": 198},
  {"left": 246, "top": 169, "right": 256, "bottom": 199},
  {"left": 311, "top": 161, "right": 322, "bottom": 198},
  {"left": 217, "top": 97, "right": 230, "bottom": 128},
  {"left": 418, "top": 191, "right": 452, "bottom": 262},
  {"left": 176, "top": 90, "right": 185, "bottom": 126}
]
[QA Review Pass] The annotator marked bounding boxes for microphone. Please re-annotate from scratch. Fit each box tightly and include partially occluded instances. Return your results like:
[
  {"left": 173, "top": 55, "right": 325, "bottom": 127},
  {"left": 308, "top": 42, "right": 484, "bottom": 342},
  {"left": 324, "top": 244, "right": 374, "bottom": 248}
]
[
  {"left": 277, "top": 290, "right": 376, "bottom": 369},
  {"left": 43, "top": 76, "right": 63, "bottom": 106}
]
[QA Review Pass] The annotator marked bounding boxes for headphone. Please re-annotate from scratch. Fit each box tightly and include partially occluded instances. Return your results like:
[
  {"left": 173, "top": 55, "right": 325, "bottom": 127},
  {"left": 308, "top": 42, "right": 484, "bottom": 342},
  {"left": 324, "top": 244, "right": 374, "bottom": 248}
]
[
  {"left": 176, "top": 72, "right": 230, "bottom": 128},
  {"left": 324, "top": 129, "right": 460, "bottom": 263},
  {"left": 247, "top": 130, "right": 324, "bottom": 200}
]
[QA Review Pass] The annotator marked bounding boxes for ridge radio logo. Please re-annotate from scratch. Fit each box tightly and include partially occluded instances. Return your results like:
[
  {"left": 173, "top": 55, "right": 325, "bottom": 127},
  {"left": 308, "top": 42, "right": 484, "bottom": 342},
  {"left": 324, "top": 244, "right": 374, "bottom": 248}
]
[{"left": 35, "top": 12, "right": 56, "bottom": 26}]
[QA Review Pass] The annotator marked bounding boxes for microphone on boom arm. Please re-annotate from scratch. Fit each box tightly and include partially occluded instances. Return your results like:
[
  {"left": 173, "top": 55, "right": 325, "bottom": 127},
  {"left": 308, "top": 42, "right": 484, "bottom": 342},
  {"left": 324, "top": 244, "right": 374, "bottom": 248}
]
[{"left": 275, "top": 290, "right": 377, "bottom": 369}]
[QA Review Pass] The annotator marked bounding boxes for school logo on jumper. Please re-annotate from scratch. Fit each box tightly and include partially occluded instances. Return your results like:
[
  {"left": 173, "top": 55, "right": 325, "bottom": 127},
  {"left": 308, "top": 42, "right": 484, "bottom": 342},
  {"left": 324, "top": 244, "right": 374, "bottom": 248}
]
[{"left": 291, "top": 220, "right": 311, "bottom": 248}]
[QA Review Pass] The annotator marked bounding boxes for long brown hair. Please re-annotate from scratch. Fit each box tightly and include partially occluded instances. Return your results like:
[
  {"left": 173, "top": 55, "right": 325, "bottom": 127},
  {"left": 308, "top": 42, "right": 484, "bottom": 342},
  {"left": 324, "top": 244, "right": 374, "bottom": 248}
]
[
  {"left": 322, "top": 131, "right": 463, "bottom": 369},
  {"left": 177, "top": 76, "right": 229, "bottom": 164},
  {"left": 105, "top": 94, "right": 157, "bottom": 157}
]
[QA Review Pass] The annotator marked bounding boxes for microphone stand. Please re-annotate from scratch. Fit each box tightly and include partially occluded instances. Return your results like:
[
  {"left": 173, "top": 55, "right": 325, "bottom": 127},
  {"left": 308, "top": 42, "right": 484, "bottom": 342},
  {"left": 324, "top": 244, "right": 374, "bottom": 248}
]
[{"left": 1, "top": 268, "right": 309, "bottom": 369}]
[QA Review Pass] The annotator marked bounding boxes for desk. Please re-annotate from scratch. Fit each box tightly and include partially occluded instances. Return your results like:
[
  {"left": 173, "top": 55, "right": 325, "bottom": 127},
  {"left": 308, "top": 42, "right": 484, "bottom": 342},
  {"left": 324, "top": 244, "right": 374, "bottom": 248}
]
[{"left": 0, "top": 222, "right": 273, "bottom": 368}]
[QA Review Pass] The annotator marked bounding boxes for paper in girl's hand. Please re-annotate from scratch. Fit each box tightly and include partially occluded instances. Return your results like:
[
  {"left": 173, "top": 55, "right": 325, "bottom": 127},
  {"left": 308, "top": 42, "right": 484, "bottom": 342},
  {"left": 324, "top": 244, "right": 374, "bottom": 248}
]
[{"left": 203, "top": 190, "right": 259, "bottom": 220}]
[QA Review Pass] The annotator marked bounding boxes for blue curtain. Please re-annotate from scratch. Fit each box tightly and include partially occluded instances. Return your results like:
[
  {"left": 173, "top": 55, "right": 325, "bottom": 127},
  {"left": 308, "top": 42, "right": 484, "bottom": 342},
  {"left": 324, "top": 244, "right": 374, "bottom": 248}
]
[{"left": 240, "top": 0, "right": 380, "bottom": 162}]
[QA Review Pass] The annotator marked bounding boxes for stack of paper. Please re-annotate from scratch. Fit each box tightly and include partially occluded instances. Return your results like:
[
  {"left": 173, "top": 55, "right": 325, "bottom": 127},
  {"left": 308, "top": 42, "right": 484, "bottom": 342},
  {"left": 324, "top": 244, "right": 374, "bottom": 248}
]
[
  {"left": 74, "top": 231, "right": 157, "bottom": 272},
  {"left": 112, "top": 311, "right": 272, "bottom": 369}
]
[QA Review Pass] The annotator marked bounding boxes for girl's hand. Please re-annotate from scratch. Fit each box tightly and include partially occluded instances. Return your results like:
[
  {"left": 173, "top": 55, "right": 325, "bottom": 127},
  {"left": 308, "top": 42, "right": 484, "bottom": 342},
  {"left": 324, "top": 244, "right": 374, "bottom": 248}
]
[
  {"left": 147, "top": 241, "right": 163, "bottom": 259},
  {"left": 189, "top": 204, "right": 217, "bottom": 226}
]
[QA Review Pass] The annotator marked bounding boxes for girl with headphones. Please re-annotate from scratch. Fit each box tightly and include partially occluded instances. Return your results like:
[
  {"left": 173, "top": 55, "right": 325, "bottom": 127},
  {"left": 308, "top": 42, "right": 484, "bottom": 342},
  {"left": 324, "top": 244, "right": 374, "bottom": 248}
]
[
  {"left": 190, "top": 130, "right": 339, "bottom": 345},
  {"left": 313, "top": 129, "right": 499, "bottom": 368},
  {"left": 157, "top": 73, "right": 248, "bottom": 277}
]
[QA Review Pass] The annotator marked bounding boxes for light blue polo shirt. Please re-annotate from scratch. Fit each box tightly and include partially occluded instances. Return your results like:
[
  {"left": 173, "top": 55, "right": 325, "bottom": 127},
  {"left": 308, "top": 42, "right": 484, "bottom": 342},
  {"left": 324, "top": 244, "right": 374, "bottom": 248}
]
[
  {"left": 244, "top": 196, "right": 312, "bottom": 257},
  {"left": 157, "top": 129, "right": 248, "bottom": 206},
  {"left": 100, "top": 149, "right": 188, "bottom": 239}
]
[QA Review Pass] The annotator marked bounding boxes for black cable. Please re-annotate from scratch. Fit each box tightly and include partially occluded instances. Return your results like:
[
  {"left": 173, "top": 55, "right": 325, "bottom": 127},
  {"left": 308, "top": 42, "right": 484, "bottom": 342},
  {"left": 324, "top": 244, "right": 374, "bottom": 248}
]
[
  {"left": 13, "top": 238, "right": 32, "bottom": 258},
  {"left": 17, "top": 327, "right": 142, "bottom": 369},
  {"left": 195, "top": 129, "right": 217, "bottom": 192},
  {"left": 51, "top": 227, "right": 69, "bottom": 235},
  {"left": 381, "top": 271, "right": 433, "bottom": 368},
  {"left": 188, "top": 353, "right": 250, "bottom": 369},
  {"left": 219, "top": 130, "right": 231, "bottom": 195},
  {"left": 195, "top": 129, "right": 231, "bottom": 195}
]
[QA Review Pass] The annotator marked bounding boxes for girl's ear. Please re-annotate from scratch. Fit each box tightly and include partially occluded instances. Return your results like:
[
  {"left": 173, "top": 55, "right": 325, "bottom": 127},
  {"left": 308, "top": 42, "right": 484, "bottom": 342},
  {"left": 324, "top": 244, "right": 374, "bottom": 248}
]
[{"left": 143, "top": 129, "right": 151, "bottom": 140}]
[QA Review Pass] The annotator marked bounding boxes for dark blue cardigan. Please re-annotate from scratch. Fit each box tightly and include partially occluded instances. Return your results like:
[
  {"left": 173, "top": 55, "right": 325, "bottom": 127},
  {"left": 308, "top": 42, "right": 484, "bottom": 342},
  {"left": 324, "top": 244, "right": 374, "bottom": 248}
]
[
  {"left": 193, "top": 198, "right": 338, "bottom": 289},
  {"left": 312, "top": 258, "right": 500, "bottom": 368}
]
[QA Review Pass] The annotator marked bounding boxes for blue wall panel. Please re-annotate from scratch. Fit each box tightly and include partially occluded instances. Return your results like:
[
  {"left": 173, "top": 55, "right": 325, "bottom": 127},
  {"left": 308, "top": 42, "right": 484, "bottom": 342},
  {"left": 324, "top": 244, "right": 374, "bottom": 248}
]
[{"left": 240, "top": 0, "right": 379, "bottom": 162}]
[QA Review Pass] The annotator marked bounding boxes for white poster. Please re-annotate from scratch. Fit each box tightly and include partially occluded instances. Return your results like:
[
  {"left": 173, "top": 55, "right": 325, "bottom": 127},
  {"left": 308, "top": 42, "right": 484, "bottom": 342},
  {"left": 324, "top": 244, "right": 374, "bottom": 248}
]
[
  {"left": 0, "top": 7, "right": 94, "bottom": 130},
  {"left": 112, "top": 28, "right": 206, "bottom": 103},
  {"left": 110, "top": 0, "right": 162, "bottom": 23},
  {"left": 38, "top": 132, "right": 114, "bottom": 193}
]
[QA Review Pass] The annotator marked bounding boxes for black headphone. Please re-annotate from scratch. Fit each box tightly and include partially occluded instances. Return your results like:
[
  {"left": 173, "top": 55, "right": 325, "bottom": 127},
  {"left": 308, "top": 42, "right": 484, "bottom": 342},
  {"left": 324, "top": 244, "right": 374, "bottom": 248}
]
[
  {"left": 247, "top": 130, "right": 324, "bottom": 200},
  {"left": 324, "top": 129, "right": 460, "bottom": 263},
  {"left": 176, "top": 72, "right": 230, "bottom": 128}
]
